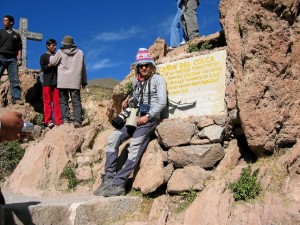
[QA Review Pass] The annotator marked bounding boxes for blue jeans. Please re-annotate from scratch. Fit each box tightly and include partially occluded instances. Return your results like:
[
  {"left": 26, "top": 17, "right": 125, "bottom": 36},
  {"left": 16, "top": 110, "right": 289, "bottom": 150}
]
[
  {"left": 170, "top": 0, "right": 187, "bottom": 47},
  {"left": 0, "top": 55, "right": 21, "bottom": 101}
]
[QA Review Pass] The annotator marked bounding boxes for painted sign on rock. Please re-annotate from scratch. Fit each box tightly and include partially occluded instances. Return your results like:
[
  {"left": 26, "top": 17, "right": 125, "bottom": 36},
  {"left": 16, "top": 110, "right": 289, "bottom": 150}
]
[{"left": 157, "top": 49, "right": 227, "bottom": 118}]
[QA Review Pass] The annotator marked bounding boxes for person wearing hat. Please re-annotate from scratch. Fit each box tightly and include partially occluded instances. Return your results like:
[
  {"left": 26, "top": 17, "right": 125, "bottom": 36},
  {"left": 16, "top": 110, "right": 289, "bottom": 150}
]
[
  {"left": 93, "top": 48, "right": 167, "bottom": 197},
  {"left": 49, "top": 35, "right": 87, "bottom": 128}
]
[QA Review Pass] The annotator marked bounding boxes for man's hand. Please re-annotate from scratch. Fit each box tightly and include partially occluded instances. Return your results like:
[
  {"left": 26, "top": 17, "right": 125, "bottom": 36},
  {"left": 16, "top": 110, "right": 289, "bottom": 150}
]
[
  {"left": 17, "top": 60, "right": 22, "bottom": 66},
  {"left": 0, "top": 111, "right": 24, "bottom": 142},
  {"left": 122, "top": 100, "right": 128, "bottom": 109},
  {"left": 137, "top": 115, "right": 149, "bottom": 126}
]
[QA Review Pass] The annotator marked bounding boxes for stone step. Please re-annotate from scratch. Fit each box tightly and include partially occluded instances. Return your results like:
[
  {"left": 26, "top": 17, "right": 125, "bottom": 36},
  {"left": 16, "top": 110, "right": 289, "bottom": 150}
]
[{"left": 3, "top": 192, "right": 143, "bottom": 225}]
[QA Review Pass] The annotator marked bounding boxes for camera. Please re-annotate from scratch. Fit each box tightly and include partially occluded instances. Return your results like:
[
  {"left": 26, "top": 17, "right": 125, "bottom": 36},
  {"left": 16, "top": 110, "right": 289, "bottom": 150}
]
[
  {"left": 139, "top": 103, "right": 150, "bottom": 115},
  {"left": 111, "top": 98, "right": 139, "bottom": 129}
]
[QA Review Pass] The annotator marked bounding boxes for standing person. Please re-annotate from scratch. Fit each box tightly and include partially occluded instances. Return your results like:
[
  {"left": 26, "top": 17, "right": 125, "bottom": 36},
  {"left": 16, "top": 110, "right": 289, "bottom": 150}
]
[
  {"left": 49, "top": 36, "right": 87, "bottom": 128},
  {"left": 181, "top": 0, "right": 200, "bottom": 41},
  {"left": 40, "top": 39, "right": 62, "bottom": 128},
  {"left": 0, "top": 15, "right": 23, "bottom": 104},
  {"left": 93, "top": 48, "right": 167, "bottom": 197},
  {"left": 170, "top": 0, "right": 187, "bottom": 48}
]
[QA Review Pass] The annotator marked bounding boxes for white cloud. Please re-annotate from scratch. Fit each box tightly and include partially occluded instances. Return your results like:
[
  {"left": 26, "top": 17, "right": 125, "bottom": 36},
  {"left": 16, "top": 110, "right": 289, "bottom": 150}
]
[
  {"left": 88, "top": 58, "right": 123, "bottom": 70},
  {"left": 85, "top": 47, "right": 108, "bottom": 60},
  {"left": 95, "top": 26, "right": 143, "bottom": 42}
]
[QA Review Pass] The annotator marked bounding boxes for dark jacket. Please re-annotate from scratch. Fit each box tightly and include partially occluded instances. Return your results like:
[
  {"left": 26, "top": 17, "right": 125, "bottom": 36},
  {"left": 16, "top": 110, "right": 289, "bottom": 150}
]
[
  {"left": 40, "top": 53, "right": 58, "bottom": 86},
  {"left": 0, "top": 29, "right": 22, "bottom": 57}
]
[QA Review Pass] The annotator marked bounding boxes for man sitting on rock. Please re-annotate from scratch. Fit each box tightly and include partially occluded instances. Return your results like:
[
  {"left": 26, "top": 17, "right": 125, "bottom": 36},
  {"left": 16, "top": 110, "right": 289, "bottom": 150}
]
[{"left": 93, "top": 48, "right": 167, "bottom": 197}]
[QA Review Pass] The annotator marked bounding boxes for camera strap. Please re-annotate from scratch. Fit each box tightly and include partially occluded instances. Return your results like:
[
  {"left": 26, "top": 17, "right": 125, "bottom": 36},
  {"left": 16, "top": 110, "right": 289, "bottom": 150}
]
[{"left": 138, "top": 76, "right": 152, "bottom": 105}]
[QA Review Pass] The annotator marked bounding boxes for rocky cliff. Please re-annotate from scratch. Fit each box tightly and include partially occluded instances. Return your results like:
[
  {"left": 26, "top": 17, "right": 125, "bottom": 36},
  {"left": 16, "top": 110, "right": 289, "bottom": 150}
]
[
  {"left": 1, "top": 0, "right": 300, "bottom": 224},
  {"left": 220, "top": 0, "right": 300, "bottom": 154}
]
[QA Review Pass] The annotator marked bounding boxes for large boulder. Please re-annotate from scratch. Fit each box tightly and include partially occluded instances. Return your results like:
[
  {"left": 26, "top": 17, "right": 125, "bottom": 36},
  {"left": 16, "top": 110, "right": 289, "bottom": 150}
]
[
  {"left": 4, "top": 124, "right": 101, "bottom": 196},
  {"left": 219, "top": 0, "right": 300, "bottom": 154},
  {"left": 133, "top": 140, "right": 173, "bottom": 194},
  {"left": 168, "top": 144, "right": 225, "bottom": 168}
]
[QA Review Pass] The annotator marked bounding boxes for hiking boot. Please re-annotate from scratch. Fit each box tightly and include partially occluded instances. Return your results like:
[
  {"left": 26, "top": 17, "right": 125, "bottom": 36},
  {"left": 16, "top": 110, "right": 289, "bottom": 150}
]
[
  {"left": 102, "top": 184, "right": 125, "bottom": 197},
  {"left": 73, "top": 122, "right": 82, "bottom": 128},
  {"left": 47, "top": 122, "right": 54, "bottom": 129},
  {"left": 93, "top": 177, "right": 113, "bottom": 196}
]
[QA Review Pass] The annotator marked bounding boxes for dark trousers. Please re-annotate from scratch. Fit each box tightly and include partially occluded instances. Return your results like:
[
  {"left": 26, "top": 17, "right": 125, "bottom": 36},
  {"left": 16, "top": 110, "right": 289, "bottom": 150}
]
[{"left": 59, "top": 89, "right": 82, "bottom": 123}]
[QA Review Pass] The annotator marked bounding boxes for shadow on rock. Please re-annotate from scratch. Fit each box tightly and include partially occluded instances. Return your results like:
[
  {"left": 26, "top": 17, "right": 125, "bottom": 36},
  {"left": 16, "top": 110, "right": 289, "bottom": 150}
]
[{"left": 4, "top": 201, "right": 40, "bottom": 225}]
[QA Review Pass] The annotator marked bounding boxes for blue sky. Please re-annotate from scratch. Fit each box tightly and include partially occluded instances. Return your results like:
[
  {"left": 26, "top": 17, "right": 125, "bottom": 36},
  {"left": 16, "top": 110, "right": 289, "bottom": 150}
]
[{"left": 1, "top": 0, "right": 221, "bottom": 81}]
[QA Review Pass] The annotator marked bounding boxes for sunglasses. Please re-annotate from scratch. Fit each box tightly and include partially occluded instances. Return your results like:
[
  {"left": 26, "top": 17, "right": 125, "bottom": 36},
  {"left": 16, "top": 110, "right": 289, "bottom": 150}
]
[{"left": 138, "top": 63, "right": 150, "bottom": 69}]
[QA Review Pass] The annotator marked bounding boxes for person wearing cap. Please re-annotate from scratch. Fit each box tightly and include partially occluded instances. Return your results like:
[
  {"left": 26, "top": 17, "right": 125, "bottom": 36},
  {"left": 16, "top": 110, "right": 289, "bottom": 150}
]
[
  {"left": 181, "top": 0, "right": 200, "bottom": 40},
  {"left": 40, "top": 39, "right": 62, "bottom": 128},
  {"left": 49, "top": 35, "right": 87, "bottom": 128},
  {"left": 93, "top": 48, "right": 167, "bottom": 197}
]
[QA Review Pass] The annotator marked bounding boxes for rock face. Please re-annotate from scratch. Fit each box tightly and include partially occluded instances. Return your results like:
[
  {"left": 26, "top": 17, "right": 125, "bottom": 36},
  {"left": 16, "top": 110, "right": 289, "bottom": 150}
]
[
  {"left": 156, "top": 120, "right": 196, "bottom": 148},
  {"left": 132, "top": 140, "right": 173, "bottom": 194},
  {"left": 184, "top": 140, "right": 300, "bottom": 225},
  {"left": 219, "top": 0, "right": 300, "bottom": 154},
  {"left": 4, "top": 124, "right": 102, "bottom": 196},
  {"left": 3, "top": 194, "right": 143, "bottom": 225},
  {"left": 168, "top": 144, "right": 225, "bottom": 168},
  {"left": 1, "top": 1, "right": 300, "bottom": 224}
]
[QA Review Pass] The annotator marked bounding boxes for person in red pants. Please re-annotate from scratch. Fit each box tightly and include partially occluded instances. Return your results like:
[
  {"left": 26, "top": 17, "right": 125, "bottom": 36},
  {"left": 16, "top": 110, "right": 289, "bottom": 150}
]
[{"left": 39, "top": 39, "right": 62, "bottom": 128}]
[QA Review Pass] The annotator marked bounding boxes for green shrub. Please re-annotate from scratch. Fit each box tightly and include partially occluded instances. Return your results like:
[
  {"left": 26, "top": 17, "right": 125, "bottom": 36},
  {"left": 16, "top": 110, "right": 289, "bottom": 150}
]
[
  {"left": 229, "top": 166, "right": 262, "bottom": 201},
  {"left": 176, "top": 188, "right": 198, "bottom": 213},
  {"left": 62, "top": 165, "right": 78, "bottom": 190},
  {"left": 187, "top": 43, "right": 199, "bottom": 53},
  {"left": 199, "top": 42, "right": 213, "bottom": 51},
  {"left": 119, "top": 81, "right": 133, "bottom": 95},
  {"left": 0, "top": 141, "right": 24, "bottom": 180},
  {"left": 187, "top": 42, "right": 213, "bottom": 53},
  {"left": 35, "top": 113, "right": 44, "bottom": 126}
]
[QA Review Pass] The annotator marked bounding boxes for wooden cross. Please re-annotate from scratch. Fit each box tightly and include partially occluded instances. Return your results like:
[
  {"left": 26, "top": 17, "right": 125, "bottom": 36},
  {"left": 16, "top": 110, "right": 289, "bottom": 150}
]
[{"left": 14, "top": 17, "right": 43, "bottom": 68}]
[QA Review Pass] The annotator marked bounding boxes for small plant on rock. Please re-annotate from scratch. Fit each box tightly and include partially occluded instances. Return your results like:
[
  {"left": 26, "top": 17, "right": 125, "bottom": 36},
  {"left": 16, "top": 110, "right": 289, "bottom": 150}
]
[
  {"left": 35, "top": 113, "right": 44, "bottom": 126},
  {"left": 199, "top": 42, "right": 213, "bottom": 51},
  {"left": 119, "top": 81, "right": 133, "bottom": 95},
  {"left": 187, "top": 42, "right": 213, "bottom": 53},
  {"left": 187, "top": 43, "right": 199, "bottom": 53},
  {"left": 0, "top": 141, "right": 24, "bottom": 180},
  {"left": 62, "top": 165, "right": 78, "bottom": 191},
  {"left": 229, "top": 166, "right": 262, "bottom": 201},
  {"left": 176, "top": 188, "right": 198, "bottom": 213}
]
